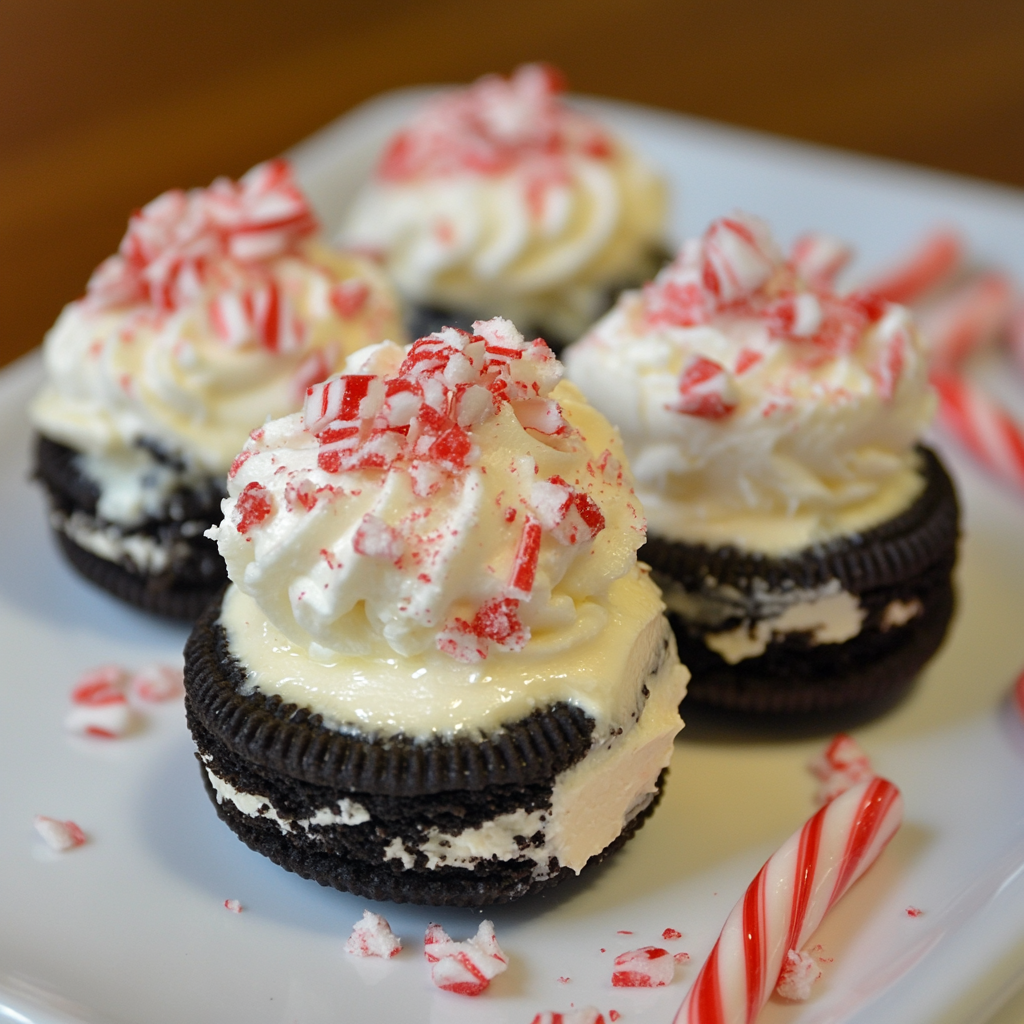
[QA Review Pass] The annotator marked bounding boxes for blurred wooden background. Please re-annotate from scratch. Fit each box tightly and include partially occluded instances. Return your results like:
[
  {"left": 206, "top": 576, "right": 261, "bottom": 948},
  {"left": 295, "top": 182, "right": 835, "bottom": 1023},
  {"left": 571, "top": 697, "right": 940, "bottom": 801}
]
[{"left": 2, "top": 0, "right": 1022, "bottom": 369}]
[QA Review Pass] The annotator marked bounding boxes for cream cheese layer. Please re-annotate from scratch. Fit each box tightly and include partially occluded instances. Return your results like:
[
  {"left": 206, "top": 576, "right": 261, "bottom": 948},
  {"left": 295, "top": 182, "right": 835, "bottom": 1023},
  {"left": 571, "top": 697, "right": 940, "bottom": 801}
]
[
  {"left": 221, "top": 566, "right": 678, "bottom": 740},
  {"left": 565, "top": 214, "right": 935, "bottom": 556}
]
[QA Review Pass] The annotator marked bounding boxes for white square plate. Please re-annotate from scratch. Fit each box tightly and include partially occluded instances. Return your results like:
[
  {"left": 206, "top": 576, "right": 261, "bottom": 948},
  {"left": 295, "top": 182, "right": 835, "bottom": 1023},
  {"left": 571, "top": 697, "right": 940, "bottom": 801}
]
[{"left": 3, "top": 90, "right": 1024, "bottom": 1024}]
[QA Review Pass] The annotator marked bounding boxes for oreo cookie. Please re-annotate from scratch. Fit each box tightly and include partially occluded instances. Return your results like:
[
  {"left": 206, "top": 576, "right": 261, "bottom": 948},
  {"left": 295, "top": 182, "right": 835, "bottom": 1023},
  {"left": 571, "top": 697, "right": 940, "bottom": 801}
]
[
  {"left": 34, "top": 434, "right": 226, "bottom": 621},
  {"left": 643, "top": 446, "right": 959, "bottom": 734},
  {"left": 184, "top": 595, "right": 672, "bottom": 907}
]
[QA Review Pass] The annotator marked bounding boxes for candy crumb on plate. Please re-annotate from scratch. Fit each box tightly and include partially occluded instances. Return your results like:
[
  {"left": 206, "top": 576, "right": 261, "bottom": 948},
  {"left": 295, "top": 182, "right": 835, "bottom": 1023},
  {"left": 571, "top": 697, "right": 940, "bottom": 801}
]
[
  {"left": 423, "top": 921, "right": 508, "bottom": 996},
  {"left": 808, "top": 733, "right": 874, "bottom": 804},
  {"left": 223, "top": 900, "right": 242, "bottom": 913},
  {"left": 611, "top": 946, "right": 676, "bottom": 987},
  {"left": 775, "top": 949, "right": 822, "bottom": 1001},
  {"left": 33, "top": 816, "right": 86, "bottom": 852},
  {"left": 129, "top": 664, "right": 184, "bottom": 703},
  {"left": 906, "top": 907, "right": 925, "bottom": 917},
  {"left": 66, "top": 665, "right": 138, "bottom": 738},
  {"left": 530, "top": 1009, "right": 607, "bottom": 1024},
  {"left": 663, "top": 928, "right": 683, "bottom": 940},
  {"left": 344, "top": 910, "right": 402, "bottom": 958}
]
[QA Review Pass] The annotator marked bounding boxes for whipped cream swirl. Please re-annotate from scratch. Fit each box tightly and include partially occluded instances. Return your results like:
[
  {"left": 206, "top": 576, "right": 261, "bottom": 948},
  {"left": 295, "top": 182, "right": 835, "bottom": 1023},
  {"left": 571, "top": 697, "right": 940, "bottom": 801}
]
[
  {"left": 210, "top": 317, "right": 647, "bottom": 661},
  {"left": 565, "top": 214, "right": 936, "bottom": 554},
  {"left": 31, "top": 160, "right": 404, "bottom": 478},
  {"left": 337, "top": 64, "right": 666, "bottom": 341}
]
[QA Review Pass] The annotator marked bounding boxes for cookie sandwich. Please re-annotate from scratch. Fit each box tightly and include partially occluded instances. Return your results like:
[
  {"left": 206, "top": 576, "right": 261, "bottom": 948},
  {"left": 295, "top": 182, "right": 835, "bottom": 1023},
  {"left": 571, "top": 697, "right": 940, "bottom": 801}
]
[
  {"left": 565, "top": 214, "right": 958, "bottom": 731},
  {"left": 337, "top": 64, "right": 668, "bottom": 349},
  {"left": 186, "top": 317, "right": 688, "bottom": 906},
  {"left": 31, "top": 159, "right": 404, "bottom": 620}
]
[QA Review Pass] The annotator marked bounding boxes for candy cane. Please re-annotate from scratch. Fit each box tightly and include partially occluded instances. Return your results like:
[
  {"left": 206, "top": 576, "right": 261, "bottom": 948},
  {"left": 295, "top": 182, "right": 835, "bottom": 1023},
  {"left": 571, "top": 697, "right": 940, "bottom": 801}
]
[
  {"left": 860, "top": 229, "right": 962, "bottom": 305},
  {"left": 931, "top": 370, "right": 1024, "bottom": 491},
  {"left": 919, "top": 272, "right": 1014, "bottom": 368},
  {"left": 673, "top": 778, "right": 902, "bottom": 1024}
]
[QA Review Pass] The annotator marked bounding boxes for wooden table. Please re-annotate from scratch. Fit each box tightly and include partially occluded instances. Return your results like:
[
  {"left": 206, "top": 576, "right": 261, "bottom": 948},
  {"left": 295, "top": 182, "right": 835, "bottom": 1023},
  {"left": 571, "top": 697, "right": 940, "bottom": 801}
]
[{"left": 1, "top": 0, "right": 1022, "bottom": 369}]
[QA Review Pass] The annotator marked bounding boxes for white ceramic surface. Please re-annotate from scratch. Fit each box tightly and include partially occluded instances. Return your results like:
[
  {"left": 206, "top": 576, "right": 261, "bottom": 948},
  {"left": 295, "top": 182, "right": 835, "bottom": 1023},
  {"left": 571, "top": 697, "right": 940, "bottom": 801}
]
[{"left": 3, "top": 92, "right": 1024, "bottom": 1024}]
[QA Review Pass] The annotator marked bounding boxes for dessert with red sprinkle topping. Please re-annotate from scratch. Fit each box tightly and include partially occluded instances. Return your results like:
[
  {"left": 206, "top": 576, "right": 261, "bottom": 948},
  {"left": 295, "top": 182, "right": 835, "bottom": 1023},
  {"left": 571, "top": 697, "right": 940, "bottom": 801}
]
[
  {"left": 185, "top": 317, "right": 688, "bottom": 906},
  {"left": 338, "top": 64, "right": 667, "bottom": 349},
  {"left": 31, "top": 159, "right": 403, "bottom": 620},
  {"left": 566, "top": 213, "right": 958, "bottom": 731}
]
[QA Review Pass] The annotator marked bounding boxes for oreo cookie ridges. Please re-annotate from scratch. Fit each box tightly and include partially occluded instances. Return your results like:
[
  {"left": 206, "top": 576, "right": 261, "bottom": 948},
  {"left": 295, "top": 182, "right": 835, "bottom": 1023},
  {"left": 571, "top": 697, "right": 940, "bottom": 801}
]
[
  {"left": 30, "top": 159, "right": 404, "bottom": 619},
  {"left": 337, "top": 64, "right": 668, "bottom": 350},
  {"left": 565, "top": 214, "right": 959, "bottom": 731},
  {"left": 185, "top": 318, "right": 688, "bottom": 906}
]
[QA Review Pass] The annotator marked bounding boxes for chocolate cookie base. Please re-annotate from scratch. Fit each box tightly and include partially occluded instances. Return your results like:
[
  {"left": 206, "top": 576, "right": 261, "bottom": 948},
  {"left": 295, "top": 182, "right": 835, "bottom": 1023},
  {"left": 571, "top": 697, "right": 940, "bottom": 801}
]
[
  {"left": 34, "top": 434, "right": 226, "bottom": 621},
  {"left": 198, "top": 757, "right": 663, "bottom": 907},
  {"left": 184, "top": 596, "right": 668, "bottom": 905},
  {"left": 644, "top": 446, "right": 959, "bottom": 735}
]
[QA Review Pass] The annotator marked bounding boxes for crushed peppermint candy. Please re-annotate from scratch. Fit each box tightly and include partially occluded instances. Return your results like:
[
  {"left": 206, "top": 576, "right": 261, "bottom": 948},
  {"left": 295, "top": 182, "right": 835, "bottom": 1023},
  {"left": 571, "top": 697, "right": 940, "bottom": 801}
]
[
  {"left": 776, "top": 948, "right": 822, "bottom": 1001},
  {"left": 636, "top": 212, "right": 906, "bottom": 417},
  {"left": 129, "top": 664, "right": 183, "bottom": 703},
  {"left": 530, "top": 1009, "right": 607, "bottom": 1024},
  {"left": 611, "top": 946, "right": 677, "bottom": 988},
  {"left": 662, "top": 927, "right": 683, "bottom": 941},
  {"left": 344, "top": 910, "right": 402, "bottom": 958},
  {"left": 376, "top": 64, "right": 612, "bottom": 183},
  {"left": 85, "top": 159, "right": 316, "bottom": 318},
  {"left": 34, "top": 816, "right": 87, "bottom": 852},
  {"left": 65, "top": 665, "right": 138, "bottom": 739},
  {"left": 906, "top": 906, "right": 925, "bottom": 917},
  {"left": 809, "top": 733, "right": 875, "bottom": 804},
  {"left": 424, "top": 920, "right": 509, "bottom": 996},
  {"left": 224, "top": 899, "right": 243, "bottom": 913}
]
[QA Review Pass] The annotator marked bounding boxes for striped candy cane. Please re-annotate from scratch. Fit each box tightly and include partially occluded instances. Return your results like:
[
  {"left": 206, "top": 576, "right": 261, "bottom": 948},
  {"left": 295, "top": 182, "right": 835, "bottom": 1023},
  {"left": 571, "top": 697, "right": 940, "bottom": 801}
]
[
  {"left": 673, "top": 778, "right": 902, "bottom": 1024},
  {"left": 931, "top": 370, "right": 1024, "bottom": 491}
]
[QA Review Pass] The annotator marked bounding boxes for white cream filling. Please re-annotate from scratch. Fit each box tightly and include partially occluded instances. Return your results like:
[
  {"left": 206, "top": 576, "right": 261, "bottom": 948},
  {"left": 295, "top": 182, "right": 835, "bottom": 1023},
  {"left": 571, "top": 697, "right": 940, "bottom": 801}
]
[
  {"left": 661, "top": 576, "right": 865, "bottom": 665},
  {"left": 203, "top": 763, "right": 370, "bottom": 834},
  {"left": 881, "top": 598, "right": 923, "bottom": 630},
  {"left": 204, "top": 636, "right": 686, "bottom": 876},
  {"left": 52, "top": 509, "right": 190, "bottom": 574},
  {"left": 78, "top": 448, "right": 206, "bottom": 527}
]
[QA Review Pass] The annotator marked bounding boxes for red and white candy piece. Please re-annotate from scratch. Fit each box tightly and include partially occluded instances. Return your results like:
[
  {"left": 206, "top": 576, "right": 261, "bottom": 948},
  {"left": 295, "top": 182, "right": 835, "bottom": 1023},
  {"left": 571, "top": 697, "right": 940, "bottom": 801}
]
[
  {"left": 224, "top": 899, "right": 243, "bottom": 913},
  {"left": 808, "top": 733, "right": 874, "bottom": 805},
  {"left": 344, "top": 910, "right": 402, "bottom": 958},
  {"left": 424, "top": 920, "right": 509, "bottom": 996},
  {"left": 531, "top": 1009, "right": 607, "bottom": 1024},
  {"left": 918, "top": 271, "right": 1014, "bottom": 368},
  {"left": 129, "top": 664, "right": 183, "bottom": 703},
  {"left": 789, "top": 233, "right": 852, "bottom": 289},
  {"left": 673, "top": 777, "right": 903, "bottom": 1024},
  {"left": 612, "top": 946, "right": 685, "bottom": 987},
  {"left": 34, "top": 816, "right": 87, "bottom": 852},
  {"left": 66, "top": 665, "right": 138, "bottom": 739},
  {"left": 860, "top": 228, "right": 963, "bottom": 305},
  {"left": 673, "top": 356, "right": 739, "bottom": 420},
  {"left": 775, "top": 949, "right": 821, "bottom": 1001},
  {"left": 931, "top": 370, "right": 1024, "bottom": 491}
]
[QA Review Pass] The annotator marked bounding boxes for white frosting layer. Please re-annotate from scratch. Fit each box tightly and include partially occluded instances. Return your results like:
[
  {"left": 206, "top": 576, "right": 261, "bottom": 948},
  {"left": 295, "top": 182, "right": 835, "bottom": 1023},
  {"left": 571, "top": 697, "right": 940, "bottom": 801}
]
[
  {"left": 565, "top": 214, "right": 935, "bottom": 555},
  {"left": 31, "top": 161, "right": 403, "bottom": 481},
  {"left": 210, "top": 320, "right": 646, "bottom": 665},
  {"left": 338, "top": 65, "right": 665, "bottom": 340},
  {"left": 205, "top": 630, "right": 684, "bottom": 875}
]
